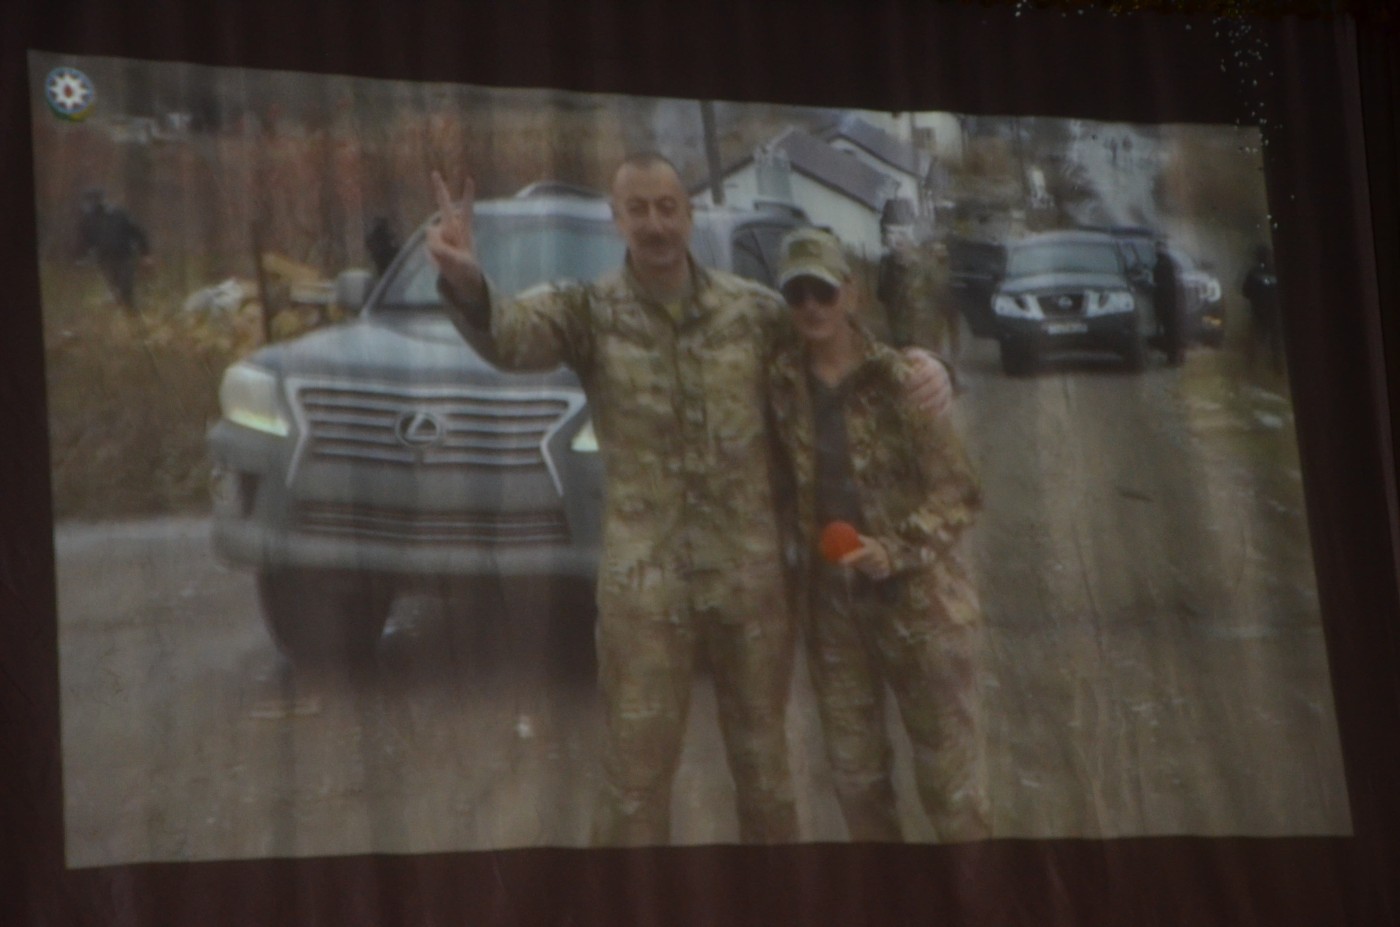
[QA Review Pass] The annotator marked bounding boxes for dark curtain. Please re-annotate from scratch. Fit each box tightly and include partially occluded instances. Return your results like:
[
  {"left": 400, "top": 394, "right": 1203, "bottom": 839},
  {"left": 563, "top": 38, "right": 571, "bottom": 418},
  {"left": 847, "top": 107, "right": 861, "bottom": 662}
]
[{"left": 2, "top": 1, "right": 1397, "bottom": 925}]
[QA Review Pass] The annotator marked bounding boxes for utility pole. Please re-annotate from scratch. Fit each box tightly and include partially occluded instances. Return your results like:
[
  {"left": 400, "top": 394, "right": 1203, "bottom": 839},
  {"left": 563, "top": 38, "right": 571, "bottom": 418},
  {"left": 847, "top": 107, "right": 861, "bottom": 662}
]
[
  {"left": 699, "top": 100, "right": 725, "bottom": 206},
  {"left": 1013, "top": 117, "right": 1031, "bottom": 204}
]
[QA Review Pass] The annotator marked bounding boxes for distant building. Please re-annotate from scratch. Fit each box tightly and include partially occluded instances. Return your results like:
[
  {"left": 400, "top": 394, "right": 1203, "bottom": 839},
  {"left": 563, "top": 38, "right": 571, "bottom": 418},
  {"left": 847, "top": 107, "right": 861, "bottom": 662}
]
[
  {"left": 693, "top": 126, "right": 902, "bottom": 256},
  {"left": 851, "top": 111, "right": 965, "bottom": 164},
  {"left": 819, "top": 115, "right": 930, "bottom": 206}
]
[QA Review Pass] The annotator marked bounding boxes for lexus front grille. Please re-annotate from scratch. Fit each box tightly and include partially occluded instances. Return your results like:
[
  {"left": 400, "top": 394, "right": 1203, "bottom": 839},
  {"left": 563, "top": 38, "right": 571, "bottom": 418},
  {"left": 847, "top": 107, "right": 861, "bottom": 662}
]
[
  {"left": 294, "top": 386, "right": 571, "bottom": 469},
  {"left": 297, "top": 502, "right": 570, "bottom": 545}
]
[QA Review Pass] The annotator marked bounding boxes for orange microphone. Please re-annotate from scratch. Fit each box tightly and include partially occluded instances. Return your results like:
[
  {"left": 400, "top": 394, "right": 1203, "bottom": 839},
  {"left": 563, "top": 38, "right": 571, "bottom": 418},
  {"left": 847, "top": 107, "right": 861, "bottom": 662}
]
[{"left": 819, "top": 521, "right": 862, "bottom": 564}]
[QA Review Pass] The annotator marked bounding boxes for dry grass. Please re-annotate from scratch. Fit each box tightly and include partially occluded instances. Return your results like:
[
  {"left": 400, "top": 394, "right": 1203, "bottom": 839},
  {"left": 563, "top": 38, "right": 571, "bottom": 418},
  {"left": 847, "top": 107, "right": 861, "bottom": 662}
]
[
  {"left": 36, "top": 103, "right": 640, "bottom": 520},
  {"left": 41, "top": 261, "right": 247, "bottom": 519}
]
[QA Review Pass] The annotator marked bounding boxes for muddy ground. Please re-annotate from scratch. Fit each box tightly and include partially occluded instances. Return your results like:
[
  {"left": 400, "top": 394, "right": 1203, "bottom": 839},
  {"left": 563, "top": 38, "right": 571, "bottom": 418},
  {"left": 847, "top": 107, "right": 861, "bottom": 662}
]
[{"left": 54, "top": 325, "right": 1350, "bottom": 867}]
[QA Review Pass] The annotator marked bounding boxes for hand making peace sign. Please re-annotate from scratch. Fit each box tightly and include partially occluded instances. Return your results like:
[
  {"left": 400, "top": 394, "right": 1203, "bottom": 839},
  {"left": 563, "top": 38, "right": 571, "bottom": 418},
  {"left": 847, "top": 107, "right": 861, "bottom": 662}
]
[{"left": 426, "top": 171, "right": 485, "bottom": 300}]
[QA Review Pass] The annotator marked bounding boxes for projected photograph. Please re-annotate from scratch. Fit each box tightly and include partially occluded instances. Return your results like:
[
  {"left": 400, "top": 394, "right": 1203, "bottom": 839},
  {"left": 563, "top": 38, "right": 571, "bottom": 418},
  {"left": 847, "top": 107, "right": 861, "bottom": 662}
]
[{"left": 30, "top": 51, "right": 1348, "bottom": 868}]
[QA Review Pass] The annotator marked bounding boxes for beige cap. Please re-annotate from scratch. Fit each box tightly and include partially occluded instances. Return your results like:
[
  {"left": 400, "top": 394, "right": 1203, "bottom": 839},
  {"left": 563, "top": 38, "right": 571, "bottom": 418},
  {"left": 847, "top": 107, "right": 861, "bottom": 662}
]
[{"left": 778, "top": 227, "right": 851, "bottom": 289}]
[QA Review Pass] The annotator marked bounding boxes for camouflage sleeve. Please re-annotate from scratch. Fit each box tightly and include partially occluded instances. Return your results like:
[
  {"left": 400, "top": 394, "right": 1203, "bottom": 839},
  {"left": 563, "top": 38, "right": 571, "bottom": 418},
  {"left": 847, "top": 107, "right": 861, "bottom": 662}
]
[
  {"left": 436, "top": 276, "right": 595, "bottom": 374},
  {"left": 757, "top": 298, "right": 805, "bottom": 578},
  {"left": 491, "top": 281, "right": 596, "bottom": 373},
  {"left": 751, "top": 284, "right": 794, "bottom": 356},
  {"left": 763, "top": 378, "right": 808, "bottom": 619},
  {"left": 881, "top": 367, "right": 982, "bottom": 575},
  {"left": 899, "top": 345, "right": 961, "bottom": 397},
  {"left": 437, "top": 275, "right": 494, "bottom": 349}
]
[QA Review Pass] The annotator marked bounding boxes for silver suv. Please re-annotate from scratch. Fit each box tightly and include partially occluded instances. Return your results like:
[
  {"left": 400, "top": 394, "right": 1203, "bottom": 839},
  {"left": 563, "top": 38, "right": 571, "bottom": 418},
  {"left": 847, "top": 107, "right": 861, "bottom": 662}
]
[{"left": 207, "top": 185, "right": 807, "bottom": 665}]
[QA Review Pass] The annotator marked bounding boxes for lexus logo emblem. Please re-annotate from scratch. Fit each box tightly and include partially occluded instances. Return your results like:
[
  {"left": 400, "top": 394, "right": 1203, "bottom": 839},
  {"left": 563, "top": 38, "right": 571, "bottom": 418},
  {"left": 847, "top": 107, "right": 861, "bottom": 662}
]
[{"left": 395, "top": 411, "right": 446, "bottom": 450}]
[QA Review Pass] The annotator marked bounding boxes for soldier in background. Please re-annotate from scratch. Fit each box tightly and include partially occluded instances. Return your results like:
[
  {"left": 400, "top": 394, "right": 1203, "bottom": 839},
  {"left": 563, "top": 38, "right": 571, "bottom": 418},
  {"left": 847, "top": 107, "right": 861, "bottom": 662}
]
[
  {"left": 365, "top": 216, "right": 400, "bottom": 278},
  {"left": 1153, "top": 239, "right": 1185, "bottom": 367},
  {"left": 1243, "top": 245, "right": 1283, "bottom": 375},
  {"left": 426, "top": 155, "right": 953, "bottom": 846},
  {"left": 876, "top": 203, "right": 958, "bottom": 358},
  {"left": 75, "top": 188, "right": 151, "bottom": 313},
  {"left": 767, "top": 227, "right": 990, "bottom": 843},
  {"left": 876, "top": 203, "right": 921, "bottom": 349}
]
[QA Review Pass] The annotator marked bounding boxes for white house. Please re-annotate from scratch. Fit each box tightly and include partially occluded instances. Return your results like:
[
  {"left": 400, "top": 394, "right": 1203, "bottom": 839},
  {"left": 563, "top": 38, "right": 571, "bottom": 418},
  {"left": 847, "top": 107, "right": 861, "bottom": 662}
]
[
  {"left": 853, "top": 110, "right": 965, "bottom": 165},
  {"left": 819, "top": 115, "right": 928, "bottom": 208},
  {"left": 820, "top": 114, "right": 961, "bottom": 231},
  {"left": 692, "top": 126, "right": 901, "bottom": 257}
]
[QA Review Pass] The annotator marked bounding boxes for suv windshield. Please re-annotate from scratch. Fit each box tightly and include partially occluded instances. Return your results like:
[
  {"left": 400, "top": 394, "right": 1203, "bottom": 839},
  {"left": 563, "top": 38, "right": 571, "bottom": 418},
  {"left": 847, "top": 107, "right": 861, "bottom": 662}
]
[
  {"left": 377, "top": 213, "right": 626, "bottom": 310},
  {"left": 1006, "top": 241, "right": 1123, "bottom": 278}
]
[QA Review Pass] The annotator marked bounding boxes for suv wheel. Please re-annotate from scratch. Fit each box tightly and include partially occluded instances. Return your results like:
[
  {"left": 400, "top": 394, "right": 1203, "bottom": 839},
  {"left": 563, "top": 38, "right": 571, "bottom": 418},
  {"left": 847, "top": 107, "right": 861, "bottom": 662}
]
[{"left": 257, "top": 569, "right": 394, "bottom": 667}]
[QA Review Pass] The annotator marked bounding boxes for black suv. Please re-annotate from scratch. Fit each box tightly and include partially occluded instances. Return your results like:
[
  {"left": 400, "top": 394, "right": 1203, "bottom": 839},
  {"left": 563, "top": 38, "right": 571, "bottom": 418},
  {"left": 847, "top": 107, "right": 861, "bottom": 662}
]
[
  {"left": 990, "top": 229, "right": 1156, "bottom": 374},
  {"left": 1088, "top": 225, "right": 1226, "bottom": 349},
  {"left": 207, "top": 185, "right": 808, "bottom": 664}
]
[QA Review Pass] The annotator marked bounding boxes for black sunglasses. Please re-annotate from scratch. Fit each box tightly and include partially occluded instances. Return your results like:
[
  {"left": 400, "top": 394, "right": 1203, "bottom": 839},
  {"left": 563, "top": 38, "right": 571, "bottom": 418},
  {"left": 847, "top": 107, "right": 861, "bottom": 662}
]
[{"left": 782, "top": 278, "right": 839, "bottom": 307}]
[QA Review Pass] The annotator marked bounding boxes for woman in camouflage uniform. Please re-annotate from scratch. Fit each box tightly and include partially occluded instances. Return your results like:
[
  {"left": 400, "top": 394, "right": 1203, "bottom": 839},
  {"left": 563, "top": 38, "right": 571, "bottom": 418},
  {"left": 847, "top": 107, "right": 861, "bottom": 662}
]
[{"left": 768, "top": 227, "right": 990, "bottom": 843}]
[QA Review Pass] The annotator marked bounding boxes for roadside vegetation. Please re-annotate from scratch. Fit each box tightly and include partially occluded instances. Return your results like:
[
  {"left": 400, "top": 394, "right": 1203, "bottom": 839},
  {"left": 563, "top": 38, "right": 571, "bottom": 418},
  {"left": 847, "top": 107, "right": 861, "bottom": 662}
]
[{"left": 35, "top": 78, "right": 1275, "bottom": 521}]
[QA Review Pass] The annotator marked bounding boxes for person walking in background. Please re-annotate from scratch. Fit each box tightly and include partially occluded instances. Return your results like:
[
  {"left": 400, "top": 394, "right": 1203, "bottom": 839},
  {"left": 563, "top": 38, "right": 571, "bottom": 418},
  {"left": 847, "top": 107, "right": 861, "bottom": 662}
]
[
  {"left": 75, "top": 187, "right": 151, "bottom": 313},
  {"left": 876, "top": 213, "right": 958, "bottom": 359},
  {"left": 767, "top": 227, "right": 990, "bottom": 843},
  {"left": 1242, "top": 244, "right": 1284, "bottom": 375},
  {"left": 876, "top": 222, "right": 921, "bottom": 350},
  {"left": 1153, "top": 238, "right": 1185, "bottom": 367},
  {"left": 365, "top": 216, "right": 400, "bottom": 278}
]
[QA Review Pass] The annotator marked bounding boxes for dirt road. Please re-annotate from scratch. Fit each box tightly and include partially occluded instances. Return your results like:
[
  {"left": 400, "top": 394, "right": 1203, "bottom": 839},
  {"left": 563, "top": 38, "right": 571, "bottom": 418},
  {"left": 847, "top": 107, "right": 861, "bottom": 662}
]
[{"left": 55, "top": 336, "right": 1350, "bottom": 868}]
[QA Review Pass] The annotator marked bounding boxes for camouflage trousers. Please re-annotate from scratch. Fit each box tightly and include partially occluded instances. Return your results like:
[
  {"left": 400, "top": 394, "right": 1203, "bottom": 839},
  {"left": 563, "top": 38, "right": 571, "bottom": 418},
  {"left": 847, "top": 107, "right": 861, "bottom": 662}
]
[
  {"left": 808, "top": 566, "right": 990, "bottom": 843},
  {"left": 591, "top": 557, "right": 799, "bottom": 846}
]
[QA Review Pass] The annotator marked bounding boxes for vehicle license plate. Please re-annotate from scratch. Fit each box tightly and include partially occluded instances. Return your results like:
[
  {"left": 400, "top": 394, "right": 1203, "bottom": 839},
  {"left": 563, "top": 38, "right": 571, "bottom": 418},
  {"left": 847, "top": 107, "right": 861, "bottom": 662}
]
[{"left": 1045, "top": 320, "right": 1088, "bottom": 335}]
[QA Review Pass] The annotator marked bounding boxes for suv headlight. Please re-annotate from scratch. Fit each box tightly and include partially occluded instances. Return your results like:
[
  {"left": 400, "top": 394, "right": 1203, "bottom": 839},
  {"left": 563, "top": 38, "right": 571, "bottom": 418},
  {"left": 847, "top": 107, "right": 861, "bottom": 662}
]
[
  {"left": 219, "top": 362, "right": 290, "bottom": 437},
  {"left": 993, "top": 294, "right": 1033, "bottom": 317},
  {"left": 1087, "top": 289, "right": 1135, "bottom": 316},
  {"left": 570, "top": 417, "right": 599, "bottom": 453}
]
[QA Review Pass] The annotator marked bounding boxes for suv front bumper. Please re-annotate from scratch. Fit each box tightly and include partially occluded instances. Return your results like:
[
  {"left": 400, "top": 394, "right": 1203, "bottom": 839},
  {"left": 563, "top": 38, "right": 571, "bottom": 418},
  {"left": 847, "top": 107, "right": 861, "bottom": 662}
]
[
  {"left": 208, "top": 417, "right": 603, "bottom": 585},
  {"left": 996, "top": 311, "right": 1139, "bottom": 350}
]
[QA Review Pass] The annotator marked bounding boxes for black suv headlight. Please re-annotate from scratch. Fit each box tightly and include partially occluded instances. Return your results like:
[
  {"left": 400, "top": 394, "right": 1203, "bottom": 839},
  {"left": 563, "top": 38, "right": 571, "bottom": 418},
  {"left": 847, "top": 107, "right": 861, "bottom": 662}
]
[{"left": 1086, "top": 289, "right": 1135, "bottom": 316}]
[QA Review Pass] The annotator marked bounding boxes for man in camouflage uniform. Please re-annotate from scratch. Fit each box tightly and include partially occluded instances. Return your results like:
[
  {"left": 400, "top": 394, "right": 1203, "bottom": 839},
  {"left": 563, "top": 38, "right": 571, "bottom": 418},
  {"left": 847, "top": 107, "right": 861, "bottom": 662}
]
[
  {"left": 427, "top": 155, "right": 804, "bottom": 845},
  {"left": 428, "top": 156, "right": 953, "bottom": 846},
  {"left": 1242, "top": 244, "right": 1283, "bottom": 374},
  {"left": 875, "top": 226, "right": 922, "bottom": 349},
  {"left": 768, "top": 227, "right": 990, "bottom": 843},
  {"left": 876, "top": 228, "right": 957, "bottom": 358}
]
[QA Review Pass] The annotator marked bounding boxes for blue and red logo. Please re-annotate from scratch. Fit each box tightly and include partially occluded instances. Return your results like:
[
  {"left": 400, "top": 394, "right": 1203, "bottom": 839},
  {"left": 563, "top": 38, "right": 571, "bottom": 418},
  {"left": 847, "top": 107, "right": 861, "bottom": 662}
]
[{"left": 45, "top": 67, "right": 96, "bottom": 121}]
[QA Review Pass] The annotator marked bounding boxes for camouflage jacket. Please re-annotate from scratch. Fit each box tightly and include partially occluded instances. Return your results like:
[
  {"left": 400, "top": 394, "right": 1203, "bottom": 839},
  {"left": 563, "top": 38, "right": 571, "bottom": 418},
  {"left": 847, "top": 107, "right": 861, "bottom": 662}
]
[
  {"left": 445, "top": 257, "right": 794, "bottom": 576},
  {"left": 767, "top": 326, "right": 981, "bottom": 580}
]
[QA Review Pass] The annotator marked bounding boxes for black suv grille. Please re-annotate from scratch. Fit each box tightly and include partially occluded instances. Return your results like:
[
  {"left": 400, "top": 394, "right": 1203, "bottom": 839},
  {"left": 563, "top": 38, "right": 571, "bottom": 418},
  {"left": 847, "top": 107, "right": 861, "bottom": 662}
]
[
  {"left": 1040, "top": 293, "right": 1085, "bottom": 317},
  {"left": 296, "top": 502, "right": 570, "bottom": 544},
  {"left": 295, "top": 386, "right": 570, "bottom": 468}
]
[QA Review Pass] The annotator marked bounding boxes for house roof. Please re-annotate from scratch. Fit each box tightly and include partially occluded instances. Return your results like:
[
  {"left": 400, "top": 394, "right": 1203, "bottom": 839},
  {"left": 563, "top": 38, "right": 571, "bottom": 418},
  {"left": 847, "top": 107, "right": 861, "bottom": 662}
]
[
  {"left": 819, "top": 114, "right": 927, "bottom": 178},
  {"left": 694, "top": 126, "right": 897, "bottom": 212}
]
